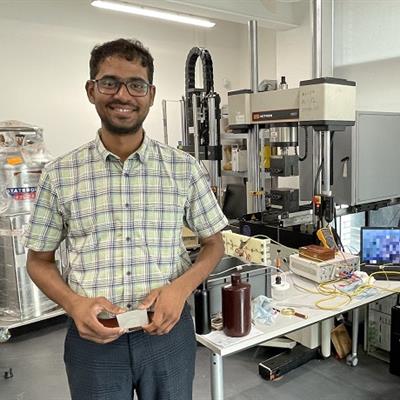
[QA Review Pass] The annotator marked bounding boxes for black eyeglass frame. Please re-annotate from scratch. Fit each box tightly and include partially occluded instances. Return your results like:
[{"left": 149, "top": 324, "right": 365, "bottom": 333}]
[{"left": 89, "top": 77, "right": 153, "bottom": 97}]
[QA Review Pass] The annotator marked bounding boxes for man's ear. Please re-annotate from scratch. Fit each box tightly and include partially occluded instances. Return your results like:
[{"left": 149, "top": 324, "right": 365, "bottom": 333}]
[
  {"left": 149, "top": 85, "right": 156, "bottom": 107},
  {"left": 85, "top": 80, "right": 95, "bottom": 104}
]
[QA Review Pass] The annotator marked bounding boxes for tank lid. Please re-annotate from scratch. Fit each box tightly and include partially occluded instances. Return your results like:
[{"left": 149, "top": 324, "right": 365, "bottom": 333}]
[{"left": 0, "top": 120, "right": 39, "bottom": 130}]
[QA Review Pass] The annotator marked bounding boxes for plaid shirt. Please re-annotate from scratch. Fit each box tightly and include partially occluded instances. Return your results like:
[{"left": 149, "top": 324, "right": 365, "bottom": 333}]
[{"left": 23, "top": 133, "right": 227, "bottom": 309}]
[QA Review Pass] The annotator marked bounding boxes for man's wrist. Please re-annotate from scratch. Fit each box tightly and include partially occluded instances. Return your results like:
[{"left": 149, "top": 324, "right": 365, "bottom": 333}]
[
  {"left": 172, "top": 278, "right": 194, "bottom": 299},
  {"left": 63, "top": 292, "right": 84, "bottom": 315}
]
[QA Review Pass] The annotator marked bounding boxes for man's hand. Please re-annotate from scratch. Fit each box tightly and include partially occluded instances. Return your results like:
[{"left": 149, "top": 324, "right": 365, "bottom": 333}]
[
  {"left": 26, "top": 250, "right": 125, "bottom": 344},
  {"left": 67, "top": 296, "right": 126, "bottom": 344},
  {"left": 138, "top": 232, "right": 225, "bottom": 335},
  {"left": 139, "top": 282, "right": 187, "bottom": 335}
]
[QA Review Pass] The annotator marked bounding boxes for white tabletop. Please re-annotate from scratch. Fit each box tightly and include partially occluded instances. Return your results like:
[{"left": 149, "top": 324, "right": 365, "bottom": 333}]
[{"left": 196, "top": 273, "right": 400, "bottom": 356}]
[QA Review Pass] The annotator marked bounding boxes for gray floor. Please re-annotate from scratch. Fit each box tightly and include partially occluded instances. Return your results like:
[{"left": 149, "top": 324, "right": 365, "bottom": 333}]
[{"left": 1, "top": 320, "right": 400, "bottom": 400}]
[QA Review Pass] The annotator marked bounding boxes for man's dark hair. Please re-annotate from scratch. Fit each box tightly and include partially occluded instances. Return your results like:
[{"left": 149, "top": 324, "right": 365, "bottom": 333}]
[{"left": 89, "top": 38, "right": 154, "bottom": 83}]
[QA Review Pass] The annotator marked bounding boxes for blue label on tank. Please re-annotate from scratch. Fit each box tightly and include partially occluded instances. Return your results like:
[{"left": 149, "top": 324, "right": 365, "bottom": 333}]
[{"left": 6, "top": 187, "right": 36, "bottom": 200}]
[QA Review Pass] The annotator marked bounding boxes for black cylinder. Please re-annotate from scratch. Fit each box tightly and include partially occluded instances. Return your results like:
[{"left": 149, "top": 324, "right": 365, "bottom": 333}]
[{"left": 194, "top": 283, "right": 211, "bottom": 335}]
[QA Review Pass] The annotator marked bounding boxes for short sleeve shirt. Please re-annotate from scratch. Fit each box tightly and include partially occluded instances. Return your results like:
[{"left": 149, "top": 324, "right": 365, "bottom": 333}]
[{"left": 23, "top": 133, "right": 228, "bottom": 308}]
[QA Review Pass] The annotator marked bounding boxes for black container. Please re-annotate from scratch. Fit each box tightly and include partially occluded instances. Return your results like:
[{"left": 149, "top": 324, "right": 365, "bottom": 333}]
[
  {"left": 194, "top": 282, "right": 211, "bottom": 335},
  {"left": 222, "top": 273, "right": 251, "bottom": 337}
]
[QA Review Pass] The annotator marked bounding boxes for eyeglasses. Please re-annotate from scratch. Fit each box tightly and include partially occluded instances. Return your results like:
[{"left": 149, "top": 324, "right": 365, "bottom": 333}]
[{"left": 90, "top": 77, "right": 152, "bottom": 97}]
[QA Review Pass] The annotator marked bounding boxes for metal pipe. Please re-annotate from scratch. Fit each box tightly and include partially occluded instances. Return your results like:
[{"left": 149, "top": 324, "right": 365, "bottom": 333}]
[
  {"left": 313, "top": 131, "right": 322, "bottom": 195},
  {"left": 208, "top": 95, "right": 221, "bottom": 201},
  {"left": 180, "top": 98, "right": 188, "bottom": 146},
  {"left": 331, "top": 0, "right": 335, "bottom": 76},
  {"left": 321, "top": 318, "right": 333, "bottom": 358},
  {"left": 311, "top": 0, "right": 323, "bottom": 210},
  {"left": 322, "top": 130, "right": 331, "bottom": 196},
  {"left": 192, "top": 93, "right": 200, "bottom": 161},
  {"left": 211, "top": 352, "right": 224, "bottom": 399},
  {"left": 311, "top": 0, "right": 325, "bottom": 223},
  {"left": 161, "top": 99, "right": 168, "bottom": 145},
  {"left": 312, "top": 0, "right": 323, "bottom": 79},
  {"left": 248, "top": 125, "right": 261, "bottom": 213},
  {"left": 249, "top": 20, "right": 259, "bottom": 92},
  {"left": 247, "top": 20, "right": 262, "bottom": 212},
  {"left": 208, "top": 96, "right": 217, "bottom": 148},
  {"left": 350, "top": 307, "right": 360, "bottom": 366}
]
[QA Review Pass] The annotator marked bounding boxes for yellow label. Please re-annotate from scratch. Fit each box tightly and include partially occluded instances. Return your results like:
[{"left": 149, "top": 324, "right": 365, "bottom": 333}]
[
  {"left": 263, "top": 145, "right": 271, "bottom": 169},
  {"left": 7, "top": 156, "right": 23, "bottom": 165}
]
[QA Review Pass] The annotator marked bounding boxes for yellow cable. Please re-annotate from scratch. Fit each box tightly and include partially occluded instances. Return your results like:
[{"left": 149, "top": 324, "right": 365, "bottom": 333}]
[
  {"left": 292, "top": 272, "right": 400, "bottom": 311},
  {"left": 314, "top": 293, "right": 353, "bottom": 310},
  {"left": 369, "top": 270, "right": 400, "bottom": 294}
]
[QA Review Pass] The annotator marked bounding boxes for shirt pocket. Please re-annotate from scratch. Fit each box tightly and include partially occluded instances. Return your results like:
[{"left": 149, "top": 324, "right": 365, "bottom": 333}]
[
  {"left": 65, "top": 190, "right": 110, "bottom": 238},
  {"left": 139, "top": 204, "right": 183, "bottom": 247}
]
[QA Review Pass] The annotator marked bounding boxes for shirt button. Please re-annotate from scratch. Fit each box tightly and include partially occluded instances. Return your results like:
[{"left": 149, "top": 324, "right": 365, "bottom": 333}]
[
  {"left": 126, "top": 271, "right": 131, "bottom": 276},
  {"left": 125, "top": 203, "right": 129, "bottom": 208},
  {"left": 126, "top": 237, "right": 131, "bottom": 242},
  {"left": 123, "top": 172, "right": 129, "bottom": 177},
  {"left": 127, "top": 304, "right": 132, "bottom": 309}
]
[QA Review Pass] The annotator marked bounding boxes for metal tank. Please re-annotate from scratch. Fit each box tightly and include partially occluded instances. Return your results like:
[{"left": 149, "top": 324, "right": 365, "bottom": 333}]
[
  {"left": 0, "top": 120, "right": 57, "bottom": 321},
  {"left": 0, "top": 121, "right": 51, "bottom": 215}
]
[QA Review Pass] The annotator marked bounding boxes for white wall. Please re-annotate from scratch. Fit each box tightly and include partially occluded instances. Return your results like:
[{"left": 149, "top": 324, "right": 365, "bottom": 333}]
[
  {"left": 335, "top": 0, "right": 400, "bottom": 66},
  {"left": 334, "top": 0, "right": 400, "bottom": 112},
  {"left": 0, "top": 0, "right": 276, "bottom": 156},
  {"left": 273, "top": 0, "right": 400, "bottom": 112},
  {"left": 276, "top": 1, "right": 312, "bottom": 86}
]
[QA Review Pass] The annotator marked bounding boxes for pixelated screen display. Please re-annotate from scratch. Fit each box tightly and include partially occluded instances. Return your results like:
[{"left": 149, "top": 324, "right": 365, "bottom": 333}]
[{"left": 361, "top": 228, "right": 400, "bottom": 265}]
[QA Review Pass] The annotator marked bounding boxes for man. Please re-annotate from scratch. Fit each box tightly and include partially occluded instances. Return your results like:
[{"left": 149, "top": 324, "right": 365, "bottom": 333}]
[{"left": 24, "top": 38, "right": 227, "bottom": 400}]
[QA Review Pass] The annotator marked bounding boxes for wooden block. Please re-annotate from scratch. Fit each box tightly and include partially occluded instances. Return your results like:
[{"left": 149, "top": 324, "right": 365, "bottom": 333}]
[
  {"left": 331, "top": 323, "right": 351, "bottom": 359},
  {"left": 299, "top": 245, "right": 335, "bottom": 261}
]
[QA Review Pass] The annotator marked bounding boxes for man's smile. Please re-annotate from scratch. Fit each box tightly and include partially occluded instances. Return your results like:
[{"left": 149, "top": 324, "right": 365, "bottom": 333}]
[{"left": 108, "top": 104, "right": 139, "bottom": 116}]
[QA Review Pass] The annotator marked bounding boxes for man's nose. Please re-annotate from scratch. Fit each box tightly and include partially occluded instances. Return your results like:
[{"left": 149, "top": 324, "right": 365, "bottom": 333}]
[{"left": 114, "top": 82, "right": 133, "bottom": 100}]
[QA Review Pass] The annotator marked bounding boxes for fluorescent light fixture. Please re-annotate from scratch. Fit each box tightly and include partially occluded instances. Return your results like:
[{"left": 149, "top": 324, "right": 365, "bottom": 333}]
[{"left": 91, "top": 0, "right": 216, "bottom": 28}]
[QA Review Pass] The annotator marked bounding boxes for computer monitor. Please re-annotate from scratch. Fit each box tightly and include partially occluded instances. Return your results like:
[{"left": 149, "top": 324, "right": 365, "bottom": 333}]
[{"left": 360, "top": 227, "right": 400, "bottom": 265}]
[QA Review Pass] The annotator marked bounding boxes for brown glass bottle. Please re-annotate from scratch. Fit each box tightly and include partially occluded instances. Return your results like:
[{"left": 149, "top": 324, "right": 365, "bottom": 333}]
[{"left": 222, "top": 273, "right": 251, "bottom": 337}]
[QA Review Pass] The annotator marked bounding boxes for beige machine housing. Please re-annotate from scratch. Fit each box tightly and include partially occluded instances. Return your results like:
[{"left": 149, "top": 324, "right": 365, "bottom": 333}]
[{"left": 228, "top": 78, "right": 356, "bottom": 127}]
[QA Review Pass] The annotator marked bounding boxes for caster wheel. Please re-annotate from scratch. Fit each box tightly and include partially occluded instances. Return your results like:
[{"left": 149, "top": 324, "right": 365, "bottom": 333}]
[
  {"left": 346, "top": 354, "right": 358, "bottom": 367},
  {"left": 3, "top": 368, "right": 13, "bottom": 379}
]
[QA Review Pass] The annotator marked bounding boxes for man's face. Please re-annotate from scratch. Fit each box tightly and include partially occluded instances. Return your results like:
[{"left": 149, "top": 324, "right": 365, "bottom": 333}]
[{"left": 86, "top": 56, "right": 155, "bottom": 135}]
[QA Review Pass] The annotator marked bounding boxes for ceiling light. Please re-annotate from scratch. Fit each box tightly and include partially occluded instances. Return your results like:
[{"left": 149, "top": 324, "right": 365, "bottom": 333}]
[{"left": 91, "top": 0, "right": 216, "bottom": 28}]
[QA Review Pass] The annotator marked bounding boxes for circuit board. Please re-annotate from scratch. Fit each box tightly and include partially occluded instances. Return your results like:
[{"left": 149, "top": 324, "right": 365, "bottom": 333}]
[{"left": 222, "top": 230, "right": 271, "bottom": 265}]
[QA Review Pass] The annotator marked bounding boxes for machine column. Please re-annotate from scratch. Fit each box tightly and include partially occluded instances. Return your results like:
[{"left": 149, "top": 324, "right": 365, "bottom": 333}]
[
  {"left": 247, "top": 20, "right": 263, "bottom": 213},
  {"left": 322, "top": 130, "right": 331, "bottom": 196},
  {"left": 192, "top": 93, "right": 200, "bottom": 161},
  {"left": 208, "top": 95, "right": 222, "bottom": 203}
]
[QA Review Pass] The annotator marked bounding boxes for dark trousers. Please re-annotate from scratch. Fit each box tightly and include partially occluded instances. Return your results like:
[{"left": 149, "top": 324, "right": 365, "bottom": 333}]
[{"left": 64, "top": 304, "right": 196, "bottom": 400}]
